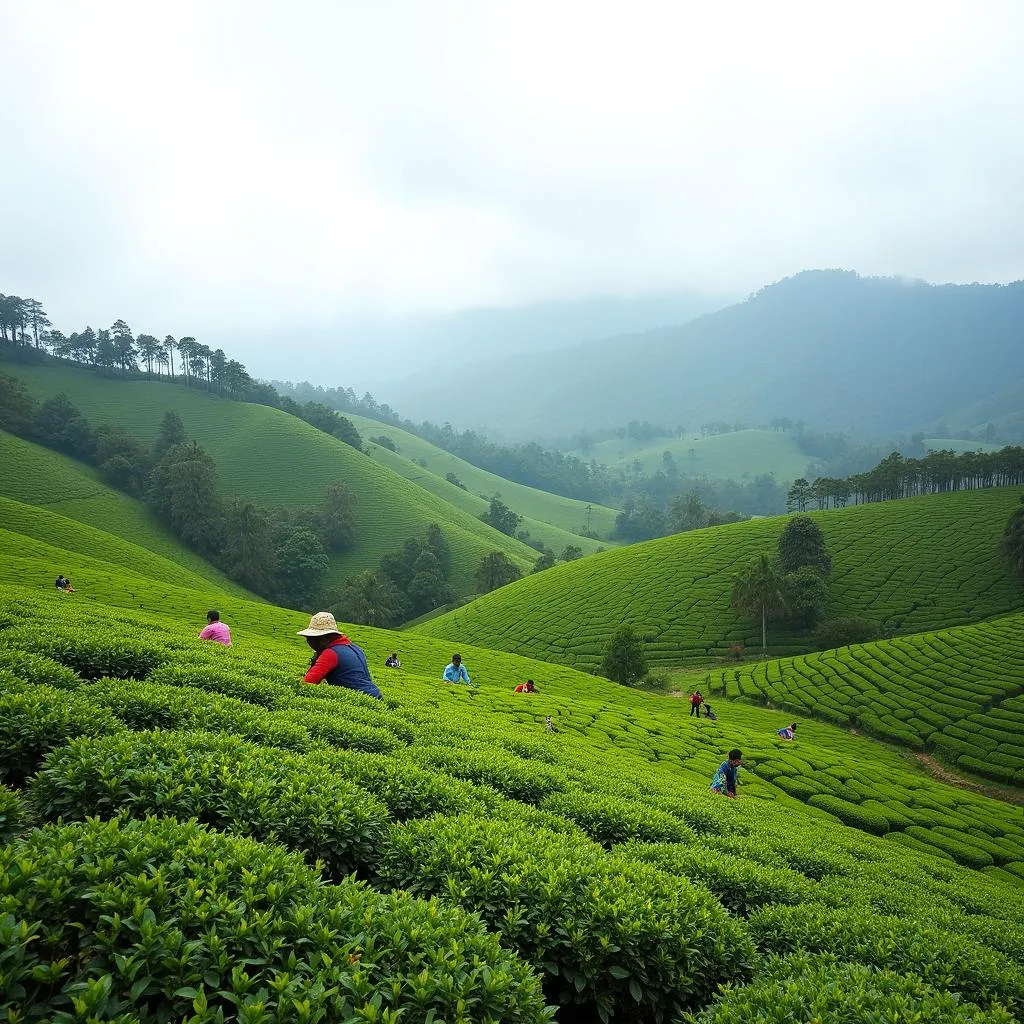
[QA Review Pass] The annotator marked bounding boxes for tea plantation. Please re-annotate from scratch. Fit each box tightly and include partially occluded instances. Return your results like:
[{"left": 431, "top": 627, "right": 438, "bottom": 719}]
[
  {"left": 0, "top": 501, "right": 1023, "bottom": 1022},
  {"left": 416, "top": 486, "right": 1024, "bottom": 665},
  {"left": 6, "top": 365, "right": 536, "bottom": 594},
  {"left": 710, "top": 612, "right": 1024, "bottom": 785}
]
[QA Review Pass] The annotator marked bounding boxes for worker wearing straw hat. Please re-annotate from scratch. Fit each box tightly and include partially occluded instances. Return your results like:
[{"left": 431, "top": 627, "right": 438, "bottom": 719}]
[{"left": 298, "top": 611, "right": 382, "bottom": 699}]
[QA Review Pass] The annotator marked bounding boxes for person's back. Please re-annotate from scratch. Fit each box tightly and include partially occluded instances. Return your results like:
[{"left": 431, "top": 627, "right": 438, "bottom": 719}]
[
  {"left": 316, "top": 638, "right": 382, "bottom": 699},
  {"left": 199, "top": 611, "right": 232, "bottom": 647}
]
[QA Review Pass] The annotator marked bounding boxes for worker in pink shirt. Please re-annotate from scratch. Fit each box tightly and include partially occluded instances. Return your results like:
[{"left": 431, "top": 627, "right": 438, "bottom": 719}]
[{"left": 199, "top": 609, "right": 232, "bottom": 646}]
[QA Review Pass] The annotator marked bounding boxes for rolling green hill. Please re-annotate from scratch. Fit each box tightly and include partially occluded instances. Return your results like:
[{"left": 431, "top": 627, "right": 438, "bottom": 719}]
[
  {"left": 414, "top": 487, "right": 1024, "bottom": 667},
  {"left": 2, "top": 503, "right": 1024, "bottom": 1019},
  {"left": 711, "top": 613, "right": 1024, "bottom": 785},
  {"left": 0, "top": 431, "right": 250, "bottom": 596},
  {"left": 571, "top": 428, "right": 813, "bottom": 483},
  {"left": 350, "top": 411, "right": 619, "bottom": 552},
  {"left": 7, "top": 365, "right": 537, "bottom": 595}
]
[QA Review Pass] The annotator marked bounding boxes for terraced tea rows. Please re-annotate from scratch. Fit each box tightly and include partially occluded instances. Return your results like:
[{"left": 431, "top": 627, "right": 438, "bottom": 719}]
[
  {"left": 711, "top": 613, "right": 1024, "bottom": 785},
  {"left": 1, "top": 580, "right": 1023, "bottom": 1022},
  {"left": 7, "top": 365, "right": 536, "bottom": 593},
  {"left": 417, "top": 487, "right": 1024, "bottom": 666}
]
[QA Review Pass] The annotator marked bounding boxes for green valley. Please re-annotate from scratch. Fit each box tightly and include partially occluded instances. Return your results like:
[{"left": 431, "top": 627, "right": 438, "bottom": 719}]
[{"left": 5, "top": 364, "right": 537, "bottom": 596}]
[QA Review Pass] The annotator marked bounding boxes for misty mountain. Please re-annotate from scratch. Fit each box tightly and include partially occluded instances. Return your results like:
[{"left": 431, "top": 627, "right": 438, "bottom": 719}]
[
  {"left": 384, "top": 271, "right": 1024, "bottom": 441},
  {"left": 207, "top": 291, "right": 732, "bottom": 386}
]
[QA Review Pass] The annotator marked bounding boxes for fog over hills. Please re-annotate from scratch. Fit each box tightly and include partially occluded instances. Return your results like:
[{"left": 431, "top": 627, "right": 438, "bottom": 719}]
[{"left": 382, "top": 270, "right": 1024, "bottom": 441}]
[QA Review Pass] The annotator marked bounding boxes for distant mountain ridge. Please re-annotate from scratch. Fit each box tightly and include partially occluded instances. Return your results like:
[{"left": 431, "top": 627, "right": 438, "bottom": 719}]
[{"left": 385, "top": 270, "right": 1024, "bottom": 441}]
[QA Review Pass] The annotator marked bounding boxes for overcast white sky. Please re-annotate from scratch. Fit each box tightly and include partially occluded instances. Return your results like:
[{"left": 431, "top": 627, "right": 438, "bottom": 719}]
[{"left": 1, "top": 0, "right": 1023, "bottom": 343}]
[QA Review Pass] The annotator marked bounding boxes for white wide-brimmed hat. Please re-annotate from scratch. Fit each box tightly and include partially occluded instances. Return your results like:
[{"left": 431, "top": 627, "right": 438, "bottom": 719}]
[{"left": 297, "top": 611, "right": 342, "bottom": 637}]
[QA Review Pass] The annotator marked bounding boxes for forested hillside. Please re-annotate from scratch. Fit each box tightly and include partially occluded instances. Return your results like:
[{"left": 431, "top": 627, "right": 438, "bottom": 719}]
[{"left": 387, "top": 271, "right": 1024, "bottom": 440}]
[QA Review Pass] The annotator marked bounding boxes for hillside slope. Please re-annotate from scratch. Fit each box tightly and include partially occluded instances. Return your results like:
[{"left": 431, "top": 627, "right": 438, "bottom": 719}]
[
  {"left": 7, "top": 365, "right": 536, "bottom": 594},
  {"left": 711, "top": 613, "right": 1024, "bottom": 785},
  {"left": 414, "top": 488, "right": 1024, "bottom": 667},
  {"left": 388, "top": 271, "right": 1024, "bottom": 439},
  {"left": 0, "top": 431, "right": 251, "bottom": 596},
  {"left": 350, "top": 412, "right": 618, "bottom": 551},
  {"left": 2, "top": 504, "right": 1023, "bottom": 878}
]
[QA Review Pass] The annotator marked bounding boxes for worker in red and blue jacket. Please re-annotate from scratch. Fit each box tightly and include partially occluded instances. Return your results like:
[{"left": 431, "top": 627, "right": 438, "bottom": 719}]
[{"left": 297, "top": 611, "right": 382, "bottom": 699}]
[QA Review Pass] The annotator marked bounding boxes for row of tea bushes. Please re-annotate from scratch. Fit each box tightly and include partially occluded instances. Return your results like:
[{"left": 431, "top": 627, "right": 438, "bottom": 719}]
[
  {"left": 710, "top": 613, "right": 1024, "bottom": 782},
  {"left": 0, "top": 815, "right": 552, "bottom": 1023}
]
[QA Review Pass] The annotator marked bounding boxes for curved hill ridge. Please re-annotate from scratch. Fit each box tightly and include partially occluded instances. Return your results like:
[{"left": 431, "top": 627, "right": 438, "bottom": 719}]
[
  {"left": 0, "top": 431, "right": 250, "bottom": 596},
  {"left": 413, "top": 487, "right": 1024, "bottom": 667},
  {"left": 7, "top": 366, "right": 536, "bottom": 594},
  {"left": 348, "top": 411, "right": 619, "bottom": 551}
]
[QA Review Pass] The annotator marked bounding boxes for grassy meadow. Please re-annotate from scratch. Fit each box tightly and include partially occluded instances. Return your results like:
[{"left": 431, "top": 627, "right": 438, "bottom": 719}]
[
  {"left": 7, "top": 365, "right": 537, "bottom": 594},
  {"left": 569, "top": 428, "right": 813, "bottom": 482},
  {"left": 416, "top": 486, "right": 1024, "bottom": 667},
  {"left": 1, "top": 501, "right": 1024, "bottom": 1020}
]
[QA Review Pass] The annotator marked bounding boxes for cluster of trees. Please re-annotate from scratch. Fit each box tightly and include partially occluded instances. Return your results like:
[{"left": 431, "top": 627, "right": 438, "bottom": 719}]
[
  {"left": 615, "top": 490, "right": 748, "bottom": 542},
  {"left": 0, "top": 293, "right": 365, "bottom": 453},
  {"left": 1003, "top": 497, "right": 1024, "bottom": 581},
  {"left": 334, "top": 525, "right": 455, "bottom": 628},
  {"left": 0, "top": 375, "right": 355, "bottom": 608},
  {"left": 334, "top": 528, "right": 525, "bottom": 628},
  {"left": 787, "top": 447, "right": 1024, "bottom": 511},
  {"left": 730, "top": 516, "right": 853, "bottom": 655}
]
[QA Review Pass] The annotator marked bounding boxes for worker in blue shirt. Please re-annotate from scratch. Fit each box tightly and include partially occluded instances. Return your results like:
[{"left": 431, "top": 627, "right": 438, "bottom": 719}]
[
  {"left": 442, "top": 653, "right": 471, "bottom": 685},
  {"left": 710, "top": 749, "right": 743, "bottom": 798}
]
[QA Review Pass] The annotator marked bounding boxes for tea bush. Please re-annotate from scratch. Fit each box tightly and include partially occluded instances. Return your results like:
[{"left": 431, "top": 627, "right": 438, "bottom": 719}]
[
  {"left": 83, "top": 677, "right": 313, "bottom": 750},
  {"left": 0, "top": 784, "right": 23, "bottom": 842},
  {"left": 378, "top": 814, "right": 754, "bottom": 1022},
  {"left": 0, "top": 685, "right": 125, "bottom": 786},
  {"left": 278, "top": 706, "right": 403, "bottom": 754},
  {"left": 0, "top": 623, "right": 170, "bottom": 679},
  {"left": 0, "top": 815, "right": 552, "bottom": 1023},
  {"left": 308, "top": 747, "right": 500, "bottom": 821},
  {"left": 748, "top": 903, "right": 1024, "bottom": 1011},
  {"left": 29, "top": 731, "right": 391, "bottom": 878},
  {"left": 685, "top": 953, "right": 1015, "bottom": 1024},
  {"left": 0, "top": 647, "right": 82, "bottom": 690},
  {"left": 540, "top": 788, "right": 694, "bottom": 847},
  {"left": 620, "top": 842, "right": 816, "bottom": 917},
  {"left": 407, "top": 746, "right": 566, "bottom": 803},
  {"left": 147, "top": 661, "right": 293, "bottom": 708}
]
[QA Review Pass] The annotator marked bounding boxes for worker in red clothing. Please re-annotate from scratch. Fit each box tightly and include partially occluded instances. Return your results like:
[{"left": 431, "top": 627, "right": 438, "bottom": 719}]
[
  {"left": 689, "top": 691, "right": 703, "bottom": 717},
  {"left": 514, "top": 679, "right": 538, "bottom": 693},
  {"left": 297, "top": 611, "right": 382, "bottom": 699}
]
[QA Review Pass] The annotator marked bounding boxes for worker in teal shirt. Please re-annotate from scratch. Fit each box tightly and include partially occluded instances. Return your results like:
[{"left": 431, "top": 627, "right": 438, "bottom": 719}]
[{"left": 442, "top": 653, "right": 471, "bottom": 685}]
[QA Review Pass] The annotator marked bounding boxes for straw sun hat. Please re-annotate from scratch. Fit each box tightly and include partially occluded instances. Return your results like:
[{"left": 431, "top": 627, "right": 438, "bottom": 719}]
[{"left": 297, "top": 611, "right": 342, "bottom": 637}]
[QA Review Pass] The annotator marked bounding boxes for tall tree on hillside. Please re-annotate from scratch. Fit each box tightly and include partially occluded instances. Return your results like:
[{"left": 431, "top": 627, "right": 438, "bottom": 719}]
[
  {"left": 601, "top": 625, "right": 648, "bottom": 686},
  {"left": 24, "top": 299, "right": 50, "bottom": 349},
  {"left": 317, "top": 481, "right": 356, "bottom": 551},
  {"left": 95, "top": 330, "right": 116, "bottom": 370},
  {"left": 334, "top": 571, "right": 405, "bottom": 628},
  {"left": 777, "top": 515, "right": 832, "bottom": 575},
  {"left": 136, "top": 334, "right": 161, "bottom": 374},
  {"left": 210, "top": 348, "right": 228, "bottom": 393},
  {"left": 177, "top": 337, "right": 196, "bottom": 381},
  {"left": 475, "top": 550, "right": 522, "bottom": 594},
  {"left": 482, "top": 497, "right": 522, "bottom": 537},
  {"left": 0, "top": 295, "right": 25, "bottom": 343},
  {"left": 77, "top": 327, "right": 98, "bottom": 364},
  {"left": 110, "top": 320, "right": 136, "bottom": 375},
  {"left": 731, "top": 553, "right": 788, "bottom": 656},
  {"left": 272, "top": 525, "right": 329, "bottom": 608},
  {"left": 786, "top": 478, "right": 813, "bottom": 512},
  {"left": 220, "top": 499, "right": 276, "bottom": 595},
  {"left": 153, "top": 410, "right": 187, "bottom": 460},
  {"left": 164, "top": 336, "right": 177, "bottom": 379},
  {"left": 1002, "top": 497, "right": 1024, "bottom": 580},
  {"left": 155, "top": 341, "right": 169, "bottom": 376}
]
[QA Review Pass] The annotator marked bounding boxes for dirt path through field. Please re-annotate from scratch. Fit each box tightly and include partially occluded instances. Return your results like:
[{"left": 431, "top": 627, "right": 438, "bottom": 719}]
[{"left": 914, "top": 753, "right": 1024, "bottom": 806}]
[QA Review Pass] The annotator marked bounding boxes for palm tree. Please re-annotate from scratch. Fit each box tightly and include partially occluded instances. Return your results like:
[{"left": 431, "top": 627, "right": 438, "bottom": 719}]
[{"left": 731, "top": 553, "right": 788, "bottom": 656}]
